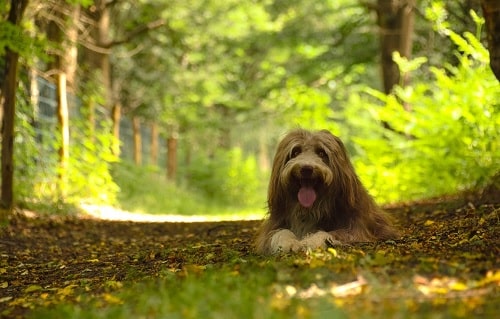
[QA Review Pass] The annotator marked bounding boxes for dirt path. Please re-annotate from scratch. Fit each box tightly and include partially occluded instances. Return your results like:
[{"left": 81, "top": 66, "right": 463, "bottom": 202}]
[{"left": 0, "top": 198, "right": 499, "bottom": 318}]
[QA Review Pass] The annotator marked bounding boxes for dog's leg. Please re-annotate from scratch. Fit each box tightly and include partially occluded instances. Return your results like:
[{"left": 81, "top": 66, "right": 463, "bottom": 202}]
[
  {"left": 301, "top": 231, "right": 342, "bottom": 250},
  {"left": 270, "top": 229, "right": 302, "bottom": 253}
]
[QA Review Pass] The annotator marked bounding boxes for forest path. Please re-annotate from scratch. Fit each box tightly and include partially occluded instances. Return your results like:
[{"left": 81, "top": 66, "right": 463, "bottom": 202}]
[{"left": 0, "top": 197, "right": 498, "bottom": 318}]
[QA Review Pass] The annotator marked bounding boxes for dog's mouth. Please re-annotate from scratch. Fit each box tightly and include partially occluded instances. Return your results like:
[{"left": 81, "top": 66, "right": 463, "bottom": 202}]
[
  {"left": 296, "top": 174, "right": 321, "bottom": 208},
  {"left": 298, "top": 184, "right": 317, "bottom": 208},
  {"left": 287, "top": 164, "right": 327, "bottom": 208}
]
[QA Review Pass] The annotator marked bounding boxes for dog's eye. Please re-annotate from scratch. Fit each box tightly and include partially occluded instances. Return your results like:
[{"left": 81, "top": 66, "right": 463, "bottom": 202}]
[
  {"left": 290, "top": 146, "right": 302, "bottom": 159},
  {"left": 316, "top": 148, "right": 328, "bottom": 160}
]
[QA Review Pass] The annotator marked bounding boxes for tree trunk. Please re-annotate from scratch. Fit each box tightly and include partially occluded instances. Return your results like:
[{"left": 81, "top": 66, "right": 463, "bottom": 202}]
[
  {"left": 111, "top": 102, "right": 121, "bottom": 156},
  {"left": 150, "top": 122, "right": 159, "bottom": 166},
  {"left": 65, "top": 5, "right": 80, "bottom": 91},
  {"left": 481, "top": 0, "right": 500, "bottom": 81},
  {"left": 167, "top": 134, "right": 178, "bottom": 181},
  {"left": 56, "top": 72, "right": 70, "bottom": 198},
  {"left": 1, "top": 0, "right": 29, "bottom": 217},
  {"left": 132, "top": 116, "right": 142, "bottom": 165},
  {"left": 82, "top": 0, "right": 112, "bottom": 105},
  {"left": 45, "top": 1, "right": 80, "bottom": 199},
  {"left": 376, "top": 0, "right": 416, "bottom": 97}
]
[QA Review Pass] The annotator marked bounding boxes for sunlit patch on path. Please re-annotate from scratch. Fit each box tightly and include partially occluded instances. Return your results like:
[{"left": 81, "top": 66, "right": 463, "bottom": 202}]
[{"left": 80, "top": 204, "right": 265, "bottom": 223}]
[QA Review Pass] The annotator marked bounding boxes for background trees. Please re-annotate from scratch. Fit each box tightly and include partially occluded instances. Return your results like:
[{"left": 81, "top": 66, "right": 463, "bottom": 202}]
[
  {"left": 1, "top": 0, "right": 29, "bottom": 218},
  {"left": 1, "top": 0, "right": 498, "bottom": 217}
]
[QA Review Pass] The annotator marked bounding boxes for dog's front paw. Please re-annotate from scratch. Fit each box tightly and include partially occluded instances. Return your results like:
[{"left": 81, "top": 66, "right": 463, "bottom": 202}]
[
  {"left": 270, "top": 229, "right": 302, "bottom": 254},
  {"left": 301, "top": 231, "right": 341, "bottom": 250}
]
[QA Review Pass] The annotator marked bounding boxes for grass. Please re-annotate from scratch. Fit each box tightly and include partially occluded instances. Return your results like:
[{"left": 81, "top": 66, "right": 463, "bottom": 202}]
[
  {"left": 110, "top": 161, "right": 266, "bottom": 219},
  {"left": 26, "top": 250, "right": 498, "bottom": 319}
]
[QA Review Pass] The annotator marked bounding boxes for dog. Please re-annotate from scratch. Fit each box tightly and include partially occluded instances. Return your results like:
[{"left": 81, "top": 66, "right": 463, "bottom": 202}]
[{"left": 255, "top": 129, "right": 398, "bottom": 254}]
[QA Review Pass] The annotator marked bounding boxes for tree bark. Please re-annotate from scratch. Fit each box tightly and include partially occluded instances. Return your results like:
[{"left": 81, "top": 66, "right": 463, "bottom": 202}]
[
  {"left": 1, "top": 0, "right": 29, "bottom": 216},
  {"left": 481, "top": 0, "right": 500, "bottom": 81},
  {"left": 150, "top": 122, "right": 159, "bottom": 166},
  {"left": 111, "top": 102, "right": 121, "bottom": 156},
  {"left": 167, "top": 134, "right": 178, "bottom": 181},
  {"left": 132, "top": 116, "right": 142, "bottom": 165},
  {"left": 376, "top": 0, "right": 416, "bottom": 97}
]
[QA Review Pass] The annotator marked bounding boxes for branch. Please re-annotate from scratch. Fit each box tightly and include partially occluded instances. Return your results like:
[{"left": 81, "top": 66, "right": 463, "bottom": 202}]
[{"left": 102, "top": 19, "right": 166, "bottom": 48}]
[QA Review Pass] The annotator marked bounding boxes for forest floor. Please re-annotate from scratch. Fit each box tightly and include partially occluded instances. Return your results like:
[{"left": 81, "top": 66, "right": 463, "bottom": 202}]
[{"left": 0, "top": 195, "right": 499, "bottom": 318}]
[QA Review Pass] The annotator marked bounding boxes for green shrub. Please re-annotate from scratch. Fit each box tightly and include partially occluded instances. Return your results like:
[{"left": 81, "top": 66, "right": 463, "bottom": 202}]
[
  {"left": 110, "top": 161, "right": 207, "bottom": 215},
  {"left": 187, "top": 147, "right": 266, "bottom": 208},
  {"left": 347, "top": 27, "right": 500, "bottom": 203},
  {"left": 67, "top": 116, "right": 119, "bottom": 204},
  {"left": 14, "top": 80, "right": 119, "bottom": 208}
]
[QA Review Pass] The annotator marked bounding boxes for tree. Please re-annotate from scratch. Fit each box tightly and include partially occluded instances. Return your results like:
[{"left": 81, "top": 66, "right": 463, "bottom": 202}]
[
  {"left": 479, "top": 0, "right": 500, "bottom": 203},
  {"left": 374, "top": 0, "right": 416, "bottom": 98},
  {"left": 481, "top": 0, "right": 500, "bottom": 81},
  {"left": 43, "top": 0, "right": 81, "bottom": 198},
  {"left": 80, "top": 0, "right": 164, "bottom": 156},
  {"left": 1, "top": 0, "right": 29, "bottom": 218}
]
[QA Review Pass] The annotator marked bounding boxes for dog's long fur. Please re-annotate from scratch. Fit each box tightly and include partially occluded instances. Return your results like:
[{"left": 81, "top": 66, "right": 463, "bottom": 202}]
[{"left": 255, "top": 129, "right": 398, "bottom": 254}]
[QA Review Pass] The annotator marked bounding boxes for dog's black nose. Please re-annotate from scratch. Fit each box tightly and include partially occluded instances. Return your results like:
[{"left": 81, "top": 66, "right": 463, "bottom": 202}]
[{"left": 300, "top": 165, "right": 314, "bottom": 177}]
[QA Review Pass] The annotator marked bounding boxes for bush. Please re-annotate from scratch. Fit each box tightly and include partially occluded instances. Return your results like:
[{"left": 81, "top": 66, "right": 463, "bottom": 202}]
[
  {"left": 187, "top": 147, "right": 266, "bottom": 208},
  {"left": 14, "top": 78, "right": 119, "bottom": 208},
  {"left": 346, "top": 28, "right": 500, "bottom": 203},
  {"left": 111, "top": 161, "right": 206, "bottom": 215}
]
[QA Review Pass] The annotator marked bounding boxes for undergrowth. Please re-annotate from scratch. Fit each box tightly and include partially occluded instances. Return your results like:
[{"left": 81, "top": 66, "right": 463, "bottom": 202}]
[{"left": 111, "top": 161, "right": 265, "bottom": 217}]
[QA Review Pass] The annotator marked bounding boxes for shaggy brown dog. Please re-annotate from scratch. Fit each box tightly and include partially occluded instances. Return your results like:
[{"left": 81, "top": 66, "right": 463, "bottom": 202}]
[{"left": 255, "top": 129, "right": 398, "bottom": 254}]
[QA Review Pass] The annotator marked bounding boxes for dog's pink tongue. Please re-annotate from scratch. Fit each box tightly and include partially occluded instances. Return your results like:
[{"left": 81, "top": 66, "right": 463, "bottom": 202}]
[{"left": 298, "top": 187, "right": 317, "bottom": 208}]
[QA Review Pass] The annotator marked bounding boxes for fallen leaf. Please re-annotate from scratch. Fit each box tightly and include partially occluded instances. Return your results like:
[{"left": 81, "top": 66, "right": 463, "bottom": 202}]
[
  {"left": 24, "top": 285, "right": 42, "bottom": 293},
  {"left": 102, "top": 293, "right": 123, "bottom": 305}
]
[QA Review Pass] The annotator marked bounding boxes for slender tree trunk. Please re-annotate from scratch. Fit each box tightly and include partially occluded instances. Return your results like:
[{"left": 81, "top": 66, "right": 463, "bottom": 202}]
[
  {"left": 132, "top": 116, "right": 142, "bottom": 165},
  {"left": 376, "top": 0, "right": 415, "bottom": 98},
  {"left": 480, "top": 0, "right": 500, "bottom": 201},
  {"left": 167, "top": 134, "right": 178, "bottom": 181},
  {"left": 111, "top": 103, "right": 121, "bottom": 156},
  {"left": 1, "top": 0, "right": 29, "bottom": 217},
  {"left": 44, "top": 1, "right": 80, "bottom": 199},
  {"left": 150, "top": 122, "right": 159, "bottom": 166},
  {"left": 481, "top": 0, "right": 500, "bottom": 81},
  {"left": 65, "top": 5, "right": 80, "bottom": 90},
  {"left": 29, "top": 68, "right": 39, "bottom": 116}
]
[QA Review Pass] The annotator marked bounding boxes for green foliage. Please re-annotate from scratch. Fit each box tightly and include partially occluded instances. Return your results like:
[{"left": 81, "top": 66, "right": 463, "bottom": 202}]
[
  {"left": 111, "top": 160, "right": 264, "bottom": 216},
  {"left": 111, "top": 161, "right": 208, "bottom": 215},
  {"left": 0, "top": 21, "right": 31, "bottom": 56},
  {"left": 66, "top": 116, "right": 119, "bottom": 204},
  {"left": 0, "top": 17, "right": 48, "bottom": 65},
  {"left": 11, "top": 0, "right": 498, "bottom": 211},
  {"left": 14, "top": 84, "right": 57, "bottom": 202},
  {"left": 14, "top": 79, "right": 119, "bottom": 209},
  {"left": 187, "top": 148, "right": 266, "bottom": 208},
  {"left": 349, "top": 29, "right": 500, "bottom": 203}
]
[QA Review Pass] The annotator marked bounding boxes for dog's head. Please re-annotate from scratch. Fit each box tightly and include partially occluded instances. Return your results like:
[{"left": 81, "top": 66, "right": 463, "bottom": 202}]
[{"left": 268, "top": 129, "right": 360, "bottom": 214}]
